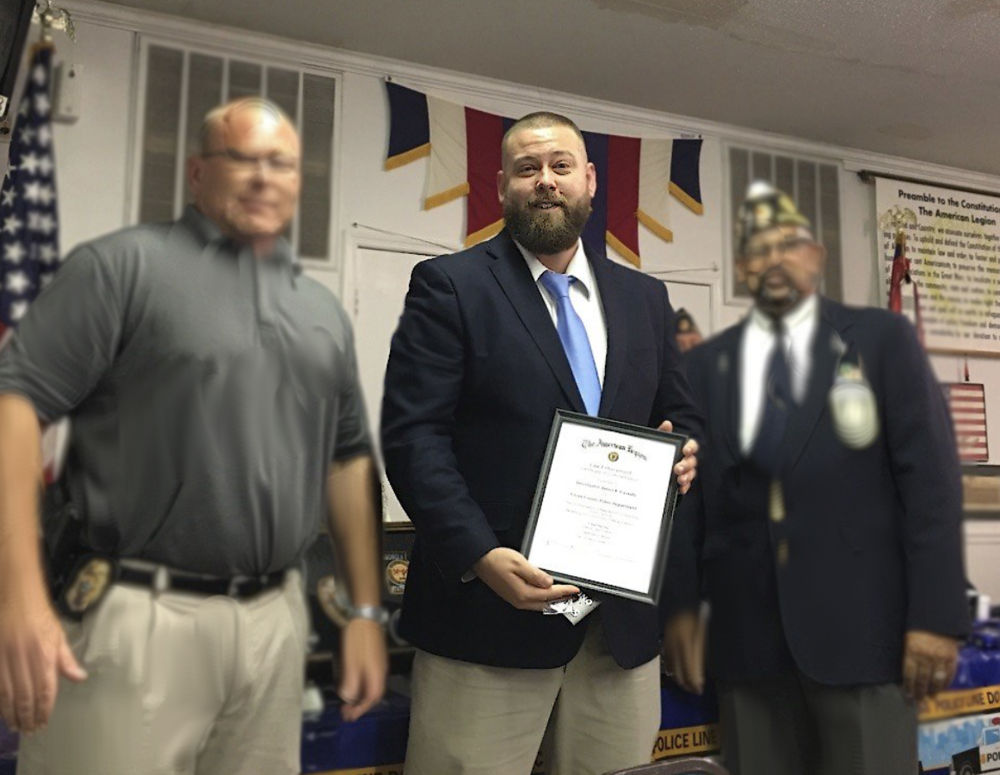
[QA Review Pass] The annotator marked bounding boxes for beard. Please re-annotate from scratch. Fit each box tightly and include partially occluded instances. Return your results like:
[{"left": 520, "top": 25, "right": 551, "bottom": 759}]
[
  {"left": 504, "top": 193, "right": 592, "bottom": 256},
  {"left": 754, "top": 266, "right": 802, "bottom": 317}
]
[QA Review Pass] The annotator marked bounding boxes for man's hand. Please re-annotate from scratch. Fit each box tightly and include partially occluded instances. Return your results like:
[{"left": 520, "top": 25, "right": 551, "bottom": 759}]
[
  {"left": 473, "top": 548, "right": 580, "bottom": 611},
  {"left": 663, "top": 610, "right": 705, "bottom": 695},
  {"left": 338, "top": 619, "right": 387, "bottom": 722},
  {"left": 658, "top": 420, "right": 699, "bottom": 495},
  {"left": 0, "top": 597, "right": 87, "bottom": 733},
  {"left": 903, "top": 629, "right": 960, "bottom": 702}
]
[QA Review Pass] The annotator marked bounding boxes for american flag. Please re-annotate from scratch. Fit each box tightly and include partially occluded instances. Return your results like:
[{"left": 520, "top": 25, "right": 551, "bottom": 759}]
[
  {"left": 944, "top": 382, "right": 989, "bottom": 463},
  {"left": 1, "top": 44, "right": 68, "bottom": 482},
  {"left": 0, "top": 45, "right": 60, "bottom": 344}
]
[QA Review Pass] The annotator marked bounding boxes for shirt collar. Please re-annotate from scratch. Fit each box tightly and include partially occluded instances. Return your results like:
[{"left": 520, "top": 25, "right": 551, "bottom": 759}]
[
  {"left": 514, "top": 239, "right": 593, "bottom": 298},
  {"left": 750, "top": 293, "right": 819, "bottom": 336},
  {"left": 179, "top": 205, "right": 301, "bottom": 280}
]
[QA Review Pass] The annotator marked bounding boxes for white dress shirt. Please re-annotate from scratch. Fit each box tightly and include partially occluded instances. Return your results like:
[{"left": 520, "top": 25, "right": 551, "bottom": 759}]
[
  {"left": 740, "top": 294, "right": 819, "bottom": 453},
  {"left": 514, "top": 239, "right": 608, "bottom": 386}
]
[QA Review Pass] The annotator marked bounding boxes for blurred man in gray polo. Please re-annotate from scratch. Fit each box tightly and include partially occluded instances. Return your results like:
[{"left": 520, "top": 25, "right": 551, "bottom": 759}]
[{"left": 0, "top": 97, "right": 386, "bottom": 775}]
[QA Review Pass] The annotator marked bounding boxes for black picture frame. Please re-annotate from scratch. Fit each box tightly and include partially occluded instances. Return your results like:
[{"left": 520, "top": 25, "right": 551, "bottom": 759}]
[{"left": 520, "top": 410, "right": 686, "bottom": 606}]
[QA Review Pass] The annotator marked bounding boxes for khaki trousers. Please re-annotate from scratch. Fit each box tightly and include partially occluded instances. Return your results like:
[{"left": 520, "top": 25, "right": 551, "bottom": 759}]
[
  {"left": 18, "top": 571, "right": 309, "bottom": 775},
  {"left": 405, "top": 617, "right": 661, "bottom": 775}
]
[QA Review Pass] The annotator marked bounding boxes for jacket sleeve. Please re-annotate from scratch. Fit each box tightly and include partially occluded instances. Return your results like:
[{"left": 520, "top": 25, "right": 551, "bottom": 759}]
[
  {"left": 651, "top": 285, "right": 707, "bottom": 620},
  {"left": 881, "top": 314, "right": 970, "bottom": 638},
  {"left": 380, "top": 259, "right": 500, "bottom": 587},
  {"left": 648, "top": 282, "right": 705, "bottom": 442}
]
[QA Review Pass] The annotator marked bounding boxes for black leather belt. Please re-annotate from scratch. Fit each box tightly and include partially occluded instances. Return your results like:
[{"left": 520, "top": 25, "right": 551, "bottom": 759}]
[{"left": 118, "top": 564, "right": 287, "bottom": 600}]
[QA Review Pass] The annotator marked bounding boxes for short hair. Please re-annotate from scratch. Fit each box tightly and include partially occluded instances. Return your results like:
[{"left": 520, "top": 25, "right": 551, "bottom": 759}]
[
  {"left": 198, "top": 97, "right": 295, "bottom": 153},
  {"left": 501, "top": 111, "right": 586, "bottom": 163}
]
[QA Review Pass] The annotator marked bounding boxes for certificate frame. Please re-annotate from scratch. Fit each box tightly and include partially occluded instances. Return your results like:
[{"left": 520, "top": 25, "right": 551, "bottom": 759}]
[{"left": 520, "top": 410, "right": 687, "bottom": 606}]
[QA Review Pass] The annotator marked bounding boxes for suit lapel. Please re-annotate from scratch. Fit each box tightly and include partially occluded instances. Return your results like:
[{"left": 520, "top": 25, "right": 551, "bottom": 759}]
[
  {"left": 781, "top": 298, "right": 853, "bottom": 471},
  {"left": 486, "top": 231, "right": 587, "bottom": 414},
  {"left": 589, "top": 247, "right": 627, "bottom": 417},
  {"left": 715, "top": 324, "right": 744, "bottom": 463}
]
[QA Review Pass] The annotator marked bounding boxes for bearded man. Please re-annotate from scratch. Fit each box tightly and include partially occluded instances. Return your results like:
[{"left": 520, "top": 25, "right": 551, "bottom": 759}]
[{"left": 381, "top": 111, "right": 704, "bottom": 775}]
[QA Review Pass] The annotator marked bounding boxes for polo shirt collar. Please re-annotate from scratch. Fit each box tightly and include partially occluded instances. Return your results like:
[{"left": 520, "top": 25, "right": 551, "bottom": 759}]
[{"left": 180, "top": 205, "right": 301, "bottom": 281}]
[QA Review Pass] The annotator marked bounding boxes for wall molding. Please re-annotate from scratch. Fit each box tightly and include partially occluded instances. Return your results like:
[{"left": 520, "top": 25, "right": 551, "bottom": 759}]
[{"left": 63, "top": 0, "right": 1000, "bottom": 195}]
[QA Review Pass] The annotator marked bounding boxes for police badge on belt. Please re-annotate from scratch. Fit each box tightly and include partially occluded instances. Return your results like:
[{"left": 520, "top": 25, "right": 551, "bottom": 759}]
[
  {"left": 828, "top": 343, "right": 879, "bottom": 450},
  {"left": 55, "top": 553, "right": 119, "bottom": 621}
]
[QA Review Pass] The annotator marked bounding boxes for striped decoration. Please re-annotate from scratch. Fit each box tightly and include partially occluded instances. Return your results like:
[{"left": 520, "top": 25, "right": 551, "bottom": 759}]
[
  {"left": 383, "top": 81, "right": 703, "bottom": 267},
  {"left": 944, "top": 382, "right": 989, "bottom": 462}
]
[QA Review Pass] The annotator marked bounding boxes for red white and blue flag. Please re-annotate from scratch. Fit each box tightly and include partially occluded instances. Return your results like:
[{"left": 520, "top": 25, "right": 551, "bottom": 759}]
[
  {"left": 384, "top": 81, "right": 703, "bottom": 267},
  {"left": 1, "top": 45, "right": 60, "bottom": 344},
  {"left": 1, "top": 44, "right": 68, "bottom": 482}
]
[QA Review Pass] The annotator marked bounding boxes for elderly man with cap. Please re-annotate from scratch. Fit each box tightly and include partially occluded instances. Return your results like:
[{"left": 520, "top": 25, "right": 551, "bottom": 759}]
[
  {"left": 661, "top": 182, "right": 969, "bottom": 775},
  {"left": 0, "top": 97, "right": 386, "bottom": 775}
]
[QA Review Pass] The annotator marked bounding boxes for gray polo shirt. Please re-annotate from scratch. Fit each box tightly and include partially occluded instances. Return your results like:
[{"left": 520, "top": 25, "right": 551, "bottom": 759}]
[{"left": 0, "top": 207, "right": 371, "bottom": 576}]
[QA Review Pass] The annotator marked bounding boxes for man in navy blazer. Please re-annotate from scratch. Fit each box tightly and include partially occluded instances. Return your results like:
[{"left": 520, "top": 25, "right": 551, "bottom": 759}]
[
  {"left": 381, "top": 112, "right": 703, "bottom": 775},
  {"left": 662, "top": 183, "right": 969, "bottom": 775}
]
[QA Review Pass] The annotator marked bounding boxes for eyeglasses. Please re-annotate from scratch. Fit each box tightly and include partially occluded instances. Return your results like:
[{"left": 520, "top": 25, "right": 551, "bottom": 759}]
[
  {"left": 744, "top": 237, "right": 810, "bottom": 263},
  {"left": 201, "top": 148, "right": 299, "bottom": 175}
]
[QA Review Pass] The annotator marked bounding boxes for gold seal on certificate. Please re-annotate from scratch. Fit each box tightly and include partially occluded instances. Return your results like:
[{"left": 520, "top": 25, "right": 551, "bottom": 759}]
[{"left": 521, "top": 410, "right": 687, "bottom": 606}]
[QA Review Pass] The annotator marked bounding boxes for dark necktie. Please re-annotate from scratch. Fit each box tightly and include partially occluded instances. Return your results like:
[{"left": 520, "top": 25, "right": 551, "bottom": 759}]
[{"left": 749, "top": 321, "right": 794, "bottom": 476}]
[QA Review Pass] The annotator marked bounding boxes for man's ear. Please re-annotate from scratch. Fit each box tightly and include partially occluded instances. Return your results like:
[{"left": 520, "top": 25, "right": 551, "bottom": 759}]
[
  {"left": 187, "top": 156, "right": 203, "bottom": 196},
  {"left": 809, "top": 242, "right": 828, "bottom": 289},
  {"left": 496, "top": 169, "right": 506, "bottom": 204},
  {"left": 735, "top": 258, "right": 747, "bottom": 285}
]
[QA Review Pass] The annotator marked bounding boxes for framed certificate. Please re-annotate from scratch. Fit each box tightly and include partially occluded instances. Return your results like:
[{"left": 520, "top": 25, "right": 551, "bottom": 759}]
[{"left": 521, "top": 410, "right": 687, "bottom": 606}]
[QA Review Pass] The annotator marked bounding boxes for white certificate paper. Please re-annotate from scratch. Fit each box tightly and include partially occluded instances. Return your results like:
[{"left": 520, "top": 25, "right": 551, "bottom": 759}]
[{"left": 523, "top": 412, "right": 682, "bottom": 603}]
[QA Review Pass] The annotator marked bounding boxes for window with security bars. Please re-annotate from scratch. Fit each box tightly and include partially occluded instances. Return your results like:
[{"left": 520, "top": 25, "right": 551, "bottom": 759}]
[
  {"left": 727, "top": 146, "right": 843, "bottom": 301},
  {"left": 137, "top": 43, "right": 338, "bottom": 260}
]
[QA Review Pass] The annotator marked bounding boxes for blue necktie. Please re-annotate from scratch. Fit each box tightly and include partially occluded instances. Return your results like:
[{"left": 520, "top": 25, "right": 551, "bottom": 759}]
[
  {"left": 749, "top": 322, "right": 794, "bottom": 475},
  {"left": 539, "top": 271, "right": 602, "bottom": 416}
]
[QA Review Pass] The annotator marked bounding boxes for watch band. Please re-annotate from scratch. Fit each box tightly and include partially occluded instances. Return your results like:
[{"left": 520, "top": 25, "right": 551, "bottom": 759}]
[{"left": 350, "top": 604, "right": 389, "bottom": 626}]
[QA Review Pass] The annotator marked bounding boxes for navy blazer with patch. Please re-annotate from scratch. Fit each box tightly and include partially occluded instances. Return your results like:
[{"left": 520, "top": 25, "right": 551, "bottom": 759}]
[
  {"left": 664, "top": 298, "right": 969, "bottom": 686},
  {"left": 381, "top": 229, "right": 704, "bottom": 670}
]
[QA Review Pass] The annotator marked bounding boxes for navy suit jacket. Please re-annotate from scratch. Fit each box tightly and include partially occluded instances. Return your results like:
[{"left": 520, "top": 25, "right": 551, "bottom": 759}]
[
  {"left": 381, "top": 229, "right": 704, "bottom": 669},
  {"left": 664, "top": 298, "right": 970, "bottom": 686}
]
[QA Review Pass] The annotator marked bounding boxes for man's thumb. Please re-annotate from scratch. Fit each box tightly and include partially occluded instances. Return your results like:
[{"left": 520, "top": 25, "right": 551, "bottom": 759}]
[
  {"left": 57, "top": 638, "right": 87, "bottom": 683},
  {"left": 517, "top": 562, "right": 553, "bottom": 589}
]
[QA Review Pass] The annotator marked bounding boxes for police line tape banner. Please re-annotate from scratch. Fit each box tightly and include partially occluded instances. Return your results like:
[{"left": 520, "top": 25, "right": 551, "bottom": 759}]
[
  {"left": 651, "top": 723, "right": 721, "bottom": 760},
  {"left": 918, "top": 684, "right": 1000, "bottom": 723},
  {"left": 876, "top": 177, "right": 1000, "bottom": 355},
  {"left": 530, "top": 722, "right": 721, "bottom": 773}
]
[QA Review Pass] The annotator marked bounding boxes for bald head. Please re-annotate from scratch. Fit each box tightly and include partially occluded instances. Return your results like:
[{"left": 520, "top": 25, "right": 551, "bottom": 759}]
[
  {"left": 198, "top": 97, "right": 299, "bottom": 157},
  {"left": 187, "top": 97, "right": 301, "bottom": 254},
  {"left": 501, "top": 111, "right": 587, "bottom": 169}
]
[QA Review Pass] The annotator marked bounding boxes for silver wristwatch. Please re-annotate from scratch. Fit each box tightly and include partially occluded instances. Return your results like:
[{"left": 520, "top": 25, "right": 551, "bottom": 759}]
[{"left": 350, "top": 604, "right": 389, "bottom": 627}]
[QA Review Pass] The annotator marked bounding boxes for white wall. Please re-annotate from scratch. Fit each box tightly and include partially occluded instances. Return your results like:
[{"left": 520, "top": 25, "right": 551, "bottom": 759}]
[{"left": 20, "top": 2, "right": 1000, "bottom": 597}]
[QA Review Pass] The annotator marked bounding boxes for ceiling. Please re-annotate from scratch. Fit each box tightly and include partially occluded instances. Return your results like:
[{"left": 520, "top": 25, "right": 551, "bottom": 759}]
[{"left": 96, "top": 0, "right": 1000, "bottom": 175}]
